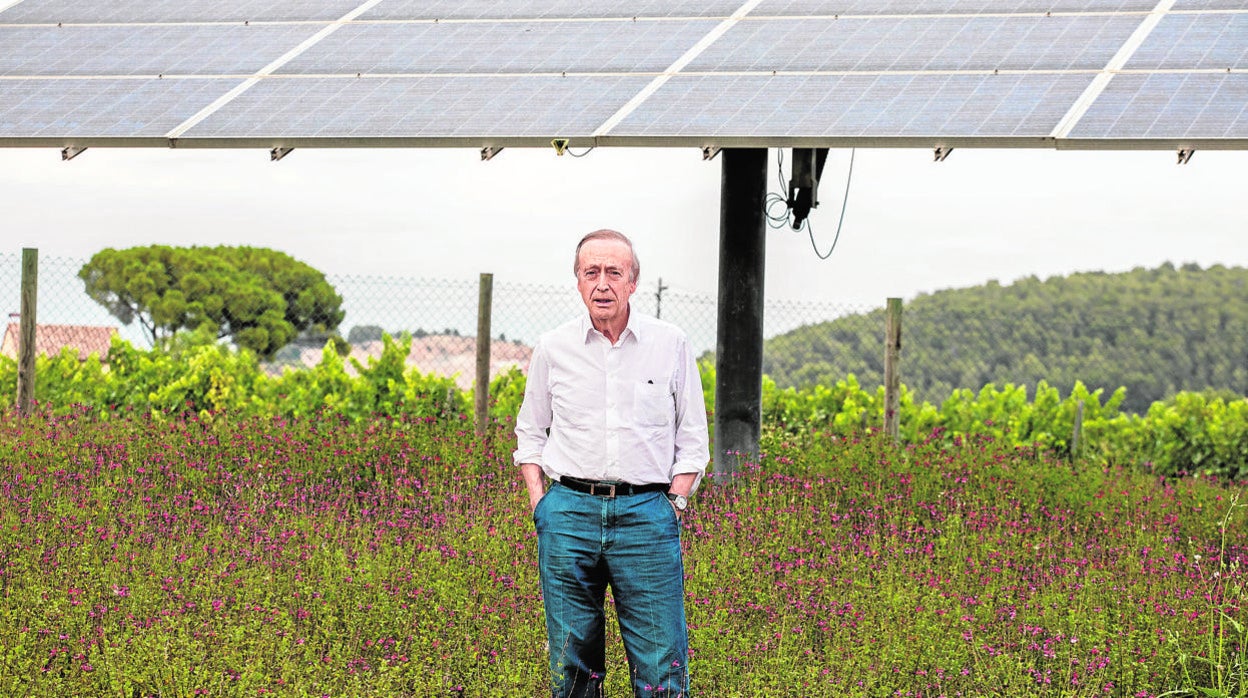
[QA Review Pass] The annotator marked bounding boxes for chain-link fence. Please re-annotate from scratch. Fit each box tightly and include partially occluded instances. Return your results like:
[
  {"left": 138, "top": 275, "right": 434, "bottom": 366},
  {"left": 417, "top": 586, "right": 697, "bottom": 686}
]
[
  {"left": 0, "top": 251, "right": 872, "bottom": 389},
  {"left": 4, "top": 251, "right": 1245, "bottom": 413}
]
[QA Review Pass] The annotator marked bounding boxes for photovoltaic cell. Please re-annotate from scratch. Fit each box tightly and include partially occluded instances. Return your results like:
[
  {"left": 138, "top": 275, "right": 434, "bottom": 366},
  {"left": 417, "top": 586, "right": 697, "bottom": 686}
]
[
  {"left": 0, "top": 78, "right": 241, "bottom": 137},
  {"left": 1072, "top": 73, "right": 1248, "bottom": 139},
  {"left": 182, "top": 75, "right": 653, "bottom": 139},
  {"left": 0, "top": 0, "right": 362, "bottom": 23},
  {"left": 1127, "top": 12, "right": 1248, "bottom": 70},
  {"left": 689, "top": 15, "right": 1140, "bottom": 73},
  {"left": 361, "top": 0, "right": 745, "bottom": 21},
  {"left": 277, "top": 19, "right": 716, "bottom": 75},
  {"left": 609, "top": 73, "right": 1093, "bottom": 138},
  {"left": 0, "top": 24, "right": 323, "bottom": 76},
  {"left": 751, "top": 0, "right": 1157, "bottom": 16}
]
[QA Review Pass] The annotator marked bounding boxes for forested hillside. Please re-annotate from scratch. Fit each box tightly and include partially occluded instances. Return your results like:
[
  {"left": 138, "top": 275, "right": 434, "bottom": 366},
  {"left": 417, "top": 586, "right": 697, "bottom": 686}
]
[{"left": 764, "top": 263, "right": 1248, "bottom": 414}]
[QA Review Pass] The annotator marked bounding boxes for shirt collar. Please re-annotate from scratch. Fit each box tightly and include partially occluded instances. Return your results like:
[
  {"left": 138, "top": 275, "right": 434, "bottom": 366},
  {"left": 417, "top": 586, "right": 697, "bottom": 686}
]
[{"left": 580, "top": 306, "right": 641, "bottom": 344}]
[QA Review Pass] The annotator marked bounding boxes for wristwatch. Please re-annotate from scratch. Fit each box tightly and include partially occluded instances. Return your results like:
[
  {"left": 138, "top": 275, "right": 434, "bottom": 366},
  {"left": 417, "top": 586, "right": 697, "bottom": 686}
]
[{"left": 666, "top": 492, "right": 688, "bottom": 512}]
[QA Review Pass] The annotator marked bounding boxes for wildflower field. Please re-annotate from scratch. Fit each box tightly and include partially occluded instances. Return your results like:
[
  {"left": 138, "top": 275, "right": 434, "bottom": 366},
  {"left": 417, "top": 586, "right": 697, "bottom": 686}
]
[{"left": 1, "top": 410, "right": 1245, "bottom": 697}]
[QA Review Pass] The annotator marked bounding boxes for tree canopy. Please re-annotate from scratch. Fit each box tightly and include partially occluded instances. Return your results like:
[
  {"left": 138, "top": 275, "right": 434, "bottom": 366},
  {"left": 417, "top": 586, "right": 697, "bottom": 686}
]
[
  {"left": 763, "top": 263, "right": 1248, "bottom": 414},
  {"left": 79, "top": 245, "right": 344, "bottom": 358}
]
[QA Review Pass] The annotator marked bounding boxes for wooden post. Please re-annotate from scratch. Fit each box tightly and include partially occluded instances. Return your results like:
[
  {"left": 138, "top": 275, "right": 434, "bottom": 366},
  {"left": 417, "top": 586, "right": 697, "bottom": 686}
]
[
  {"left": 1071, "top": 400, "right": 1085, "bottom": 462},
  {"left": 474, "top": 273, "right": 493, "bottom": 437},
  {"left": 884, "top": 297, "right": 902, "bottom": 443},
  {"left": 17, "top": 248, "right": 38, "bottom": 417}
]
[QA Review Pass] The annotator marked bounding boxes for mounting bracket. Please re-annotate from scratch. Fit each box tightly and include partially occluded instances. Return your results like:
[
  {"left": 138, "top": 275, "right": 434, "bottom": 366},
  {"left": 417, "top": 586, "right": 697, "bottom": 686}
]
[
  {"left": 270, "top": 147, "right": 293, "bottom": 161},
  {"left": 1177, "top": 148, "right": 1194, "bottom": 165},
  {"left": 480, "top": 146, "right": 504, "bottom": 161},
  {"left": 788, "top": 148, "right": 828, "bottom": 229},
  {"left": 934, "top": 146, "right": 953, "bottom": 162},
  {"left": 61, "top": 146, "right": 87, "bottom": 161}
]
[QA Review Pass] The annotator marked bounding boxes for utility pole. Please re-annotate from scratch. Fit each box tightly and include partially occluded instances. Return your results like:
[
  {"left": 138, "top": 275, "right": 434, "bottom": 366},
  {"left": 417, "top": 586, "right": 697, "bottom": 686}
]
[{"left": 655, "top": 277, "right": 669, "bottom": 319}]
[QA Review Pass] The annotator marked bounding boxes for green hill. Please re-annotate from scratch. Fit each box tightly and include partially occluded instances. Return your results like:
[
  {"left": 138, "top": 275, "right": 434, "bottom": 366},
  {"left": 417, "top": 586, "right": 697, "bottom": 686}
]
[{"left": 763, "top": 262, "right": 1248, "bottom": 414}]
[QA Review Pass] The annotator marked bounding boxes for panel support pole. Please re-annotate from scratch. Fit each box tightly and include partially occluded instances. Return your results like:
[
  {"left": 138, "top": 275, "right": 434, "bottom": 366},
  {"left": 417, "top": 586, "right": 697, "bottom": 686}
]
[
  {"left": 714, "top": 148, "right": 768, "bottom": 476},
  {"left": 17, "top": 248, "right": 38, "bottom": 417}
]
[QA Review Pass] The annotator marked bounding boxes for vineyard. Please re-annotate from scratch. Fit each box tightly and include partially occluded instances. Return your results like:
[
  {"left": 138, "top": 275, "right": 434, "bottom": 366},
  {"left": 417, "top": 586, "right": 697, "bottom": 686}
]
[{"left": 3, "top": 333, "right": 1246, "bottom": 479}]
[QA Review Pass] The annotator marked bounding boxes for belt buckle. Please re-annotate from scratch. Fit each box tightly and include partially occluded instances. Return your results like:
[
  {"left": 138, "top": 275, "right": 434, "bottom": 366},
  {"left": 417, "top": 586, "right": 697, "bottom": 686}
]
[{"left": 591, "top": 482, "right": 616, "bottom": 498}]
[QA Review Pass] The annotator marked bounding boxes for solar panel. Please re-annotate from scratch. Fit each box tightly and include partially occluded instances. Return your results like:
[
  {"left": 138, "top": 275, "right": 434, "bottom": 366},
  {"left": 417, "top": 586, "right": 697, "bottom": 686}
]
[
  {"left": 750, "top": 0, "right": 1158, "bottom": 14},
  {"left": 276, "top": 20, "right": 721, "bottom": 75},
  {"left": 608, "top": 73, "right": 1094, "bottom": 139},
  {"left": 1070, "top": 73, "right": 1248, "bottom": 139},
  {"left": 1127, "top": 12, "right": 1248, "bottom": 70},
  {"left": 0, "top": 0, "right": 1245, "bottom": 149},
  {"left": 0, "top": 24, "right": 322, "bottom": 76},
  {"left": 185, "top": 75, "right": 654, "bottom": 140},
  {"left": 361, "top": 0, "right": 745, "bottom": 20},
  {"left": 0, "top": 0, "right": 361, "bottom": 23},
  {"left": 0, "top": 78, "right": 242, "bottom": 140},
  {"left": 1170, "top": 0, "right": 1248, "bottom": 9},
  {"left": 687, "top": 15, "right": 1140, "bottom": 72}
]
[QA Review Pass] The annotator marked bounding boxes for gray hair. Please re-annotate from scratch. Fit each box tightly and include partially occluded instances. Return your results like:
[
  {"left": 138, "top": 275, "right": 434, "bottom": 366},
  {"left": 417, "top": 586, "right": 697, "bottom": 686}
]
[{"left": 573, "top": 229, "right": 640, "bottom": 283}]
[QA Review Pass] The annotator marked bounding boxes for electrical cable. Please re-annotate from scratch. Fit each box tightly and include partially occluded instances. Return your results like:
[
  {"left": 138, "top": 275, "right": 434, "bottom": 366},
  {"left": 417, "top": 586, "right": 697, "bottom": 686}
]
[
  {"left": 807, "top": 148, "right": 854, "bottom": 261},
  {"left": 567, "top": 146, "right": 595, "bottom": 158},
  {"left": 765, "top": 147, "right": 855, "bottom": 259}
]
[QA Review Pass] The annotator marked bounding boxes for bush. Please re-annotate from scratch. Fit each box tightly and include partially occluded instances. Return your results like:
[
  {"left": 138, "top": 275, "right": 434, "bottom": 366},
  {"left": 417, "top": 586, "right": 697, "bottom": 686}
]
[{"left": 7, "top": 337, "right": 1247, "bottom": 480}]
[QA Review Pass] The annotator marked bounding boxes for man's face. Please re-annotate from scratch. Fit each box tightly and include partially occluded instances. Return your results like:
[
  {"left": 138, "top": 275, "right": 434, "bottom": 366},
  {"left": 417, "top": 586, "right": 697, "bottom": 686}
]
[{"left": 576, "top": 238, "right": 637, "bottom": 330}]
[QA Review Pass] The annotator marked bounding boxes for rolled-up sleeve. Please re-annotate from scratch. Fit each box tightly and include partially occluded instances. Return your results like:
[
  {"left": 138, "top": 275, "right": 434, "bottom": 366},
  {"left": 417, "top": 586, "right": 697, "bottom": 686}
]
[
  {"left": 671, "top": 336, "right": 710, "bottom": 491},
  {"left": 513, "top": 340, "right": 551, "bottom": 468}
]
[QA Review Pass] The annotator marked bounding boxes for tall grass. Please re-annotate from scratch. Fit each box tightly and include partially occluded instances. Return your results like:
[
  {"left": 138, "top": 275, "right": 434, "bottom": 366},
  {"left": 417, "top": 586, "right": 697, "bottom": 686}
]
[{"left": 0, "top": 410, "right": 1243, "bottom": 696}]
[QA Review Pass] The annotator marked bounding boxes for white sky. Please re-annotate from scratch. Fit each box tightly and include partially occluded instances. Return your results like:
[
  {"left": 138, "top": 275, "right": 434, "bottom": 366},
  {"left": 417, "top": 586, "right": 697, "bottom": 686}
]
[{"left": 3, "top": 145, "right": 1245, "bottom": 306}]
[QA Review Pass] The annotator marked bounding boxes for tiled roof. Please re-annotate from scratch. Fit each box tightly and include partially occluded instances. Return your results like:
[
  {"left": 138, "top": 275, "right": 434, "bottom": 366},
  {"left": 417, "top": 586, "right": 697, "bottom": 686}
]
[{"left": 1, "top": 323, "right": 118, "bottom": 362}]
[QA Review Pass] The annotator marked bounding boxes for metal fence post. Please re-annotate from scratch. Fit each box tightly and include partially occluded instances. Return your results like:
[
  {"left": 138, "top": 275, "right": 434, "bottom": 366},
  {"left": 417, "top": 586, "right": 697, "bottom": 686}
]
[
  {"left": 17, "top": 248, "right": 38, "bottom": 417},
  {"left": 475, "top": 272, "right": 493, "bottom": 437},
  {"left": 884, "top": 297, "right": 902, "bottom": 443},
  {"left": 1071, "top": 400, "right": 1085, "bottom": 462}
]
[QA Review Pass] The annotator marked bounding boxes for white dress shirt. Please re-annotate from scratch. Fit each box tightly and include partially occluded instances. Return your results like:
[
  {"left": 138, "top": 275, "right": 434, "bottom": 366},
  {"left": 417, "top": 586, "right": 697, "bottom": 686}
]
[{"left": 513, "top": 309, "right": 710, "bottom": 491}]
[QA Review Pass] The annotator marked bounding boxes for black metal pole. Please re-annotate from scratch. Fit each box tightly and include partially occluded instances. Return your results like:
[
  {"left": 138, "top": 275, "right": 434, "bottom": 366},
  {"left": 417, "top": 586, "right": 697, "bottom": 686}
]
[{"left": 714, "top": 148, "right": 768, "bottom": 476}]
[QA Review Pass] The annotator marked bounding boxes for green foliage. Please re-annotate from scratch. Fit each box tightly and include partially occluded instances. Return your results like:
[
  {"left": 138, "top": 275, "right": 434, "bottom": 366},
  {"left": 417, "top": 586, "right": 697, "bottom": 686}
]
[
  {"left": 764, "top": 263, "right": 1248, "bottom": 414},
  {"left": 703, "top": 365, "right": 1247, "bottom": 480},
  {"left": 487, "top": 366, "right": 528, "bottom": 419},
  {"left": 13, "top": 333, "right": 465, "bottom": 423},
  {"left": 79, "top": 245, "right": 344, "bottom": 358},
  {"left": 346, "top": 324, "right": 386, "bottom": 344},
  {"left": 9, "top": 334, "right": 1248, "bottom": 480}
]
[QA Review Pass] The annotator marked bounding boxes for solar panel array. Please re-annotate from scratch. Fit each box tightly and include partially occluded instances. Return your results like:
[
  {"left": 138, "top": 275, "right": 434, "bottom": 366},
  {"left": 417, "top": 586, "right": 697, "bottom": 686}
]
[{"left": 1, "top": 0, "right": 1245, "bottom": 149}]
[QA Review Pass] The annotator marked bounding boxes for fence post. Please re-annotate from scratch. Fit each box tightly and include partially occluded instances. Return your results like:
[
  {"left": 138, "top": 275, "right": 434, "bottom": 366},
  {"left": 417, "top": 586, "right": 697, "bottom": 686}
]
[
  {"left": 884, "top": 297, "right": 902, "bottom": 443},
  {"left": 17, "top": 248, "right": 38, "bottom": 417},
  {"left": 474, "top": 273, "right": 493, "bottom": 437},
  {"left": 1070, "top": 400, "right": 1084, "bottom": 462}
]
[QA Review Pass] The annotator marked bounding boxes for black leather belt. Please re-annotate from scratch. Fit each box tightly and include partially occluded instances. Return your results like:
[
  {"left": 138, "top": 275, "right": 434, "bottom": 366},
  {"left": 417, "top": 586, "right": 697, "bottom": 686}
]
[{"left": 559, "top": 476, "right": 668, "bottom": 497}]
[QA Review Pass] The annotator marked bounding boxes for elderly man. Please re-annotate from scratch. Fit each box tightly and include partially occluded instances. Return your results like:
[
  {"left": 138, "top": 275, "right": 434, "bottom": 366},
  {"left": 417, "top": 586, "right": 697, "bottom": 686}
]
[{"left": 514, "top": 229, "right": 710, "bottom": 697}]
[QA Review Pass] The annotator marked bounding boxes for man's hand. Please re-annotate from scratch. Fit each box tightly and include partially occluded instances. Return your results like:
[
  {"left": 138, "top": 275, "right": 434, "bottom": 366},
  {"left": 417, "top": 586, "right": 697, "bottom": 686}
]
[
  {"left": 668, "top": 472, "right": 696, "bottom": 520},
  {"left": 520, "top": 462, "right": 547, "bottom": 514},
  {"left": 667, "top": 497, "right": 685, "bottom": 520}
]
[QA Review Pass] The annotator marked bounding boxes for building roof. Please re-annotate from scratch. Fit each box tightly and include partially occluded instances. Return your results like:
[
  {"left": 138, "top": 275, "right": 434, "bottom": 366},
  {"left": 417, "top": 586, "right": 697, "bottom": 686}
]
[{"left": 0, "top": 323, "right": 118, "bottom": 362}]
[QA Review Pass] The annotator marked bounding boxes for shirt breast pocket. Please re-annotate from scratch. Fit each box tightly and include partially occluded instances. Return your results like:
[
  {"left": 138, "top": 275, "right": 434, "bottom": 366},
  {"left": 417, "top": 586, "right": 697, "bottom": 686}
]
[{"left": 634, "top": 382, "right": 673, "bottom": 427}]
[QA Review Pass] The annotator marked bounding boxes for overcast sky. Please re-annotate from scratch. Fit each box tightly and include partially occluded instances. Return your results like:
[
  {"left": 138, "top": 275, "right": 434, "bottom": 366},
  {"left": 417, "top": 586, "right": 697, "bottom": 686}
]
[{"left": 3, "top": 144, "right": 1244, "bottom": 308}]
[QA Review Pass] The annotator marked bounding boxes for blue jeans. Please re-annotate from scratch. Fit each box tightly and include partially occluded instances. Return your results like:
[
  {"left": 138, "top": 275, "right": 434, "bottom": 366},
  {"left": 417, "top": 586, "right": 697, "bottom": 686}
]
[{"left": 533, "top": 482, "right": 690, "bottom": 697}]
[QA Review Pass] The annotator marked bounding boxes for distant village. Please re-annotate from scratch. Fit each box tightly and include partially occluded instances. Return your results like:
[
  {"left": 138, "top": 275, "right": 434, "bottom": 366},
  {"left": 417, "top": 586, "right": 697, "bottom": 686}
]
[{"left": 268, "top": 333, "right": 533, "bottom": 389}]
